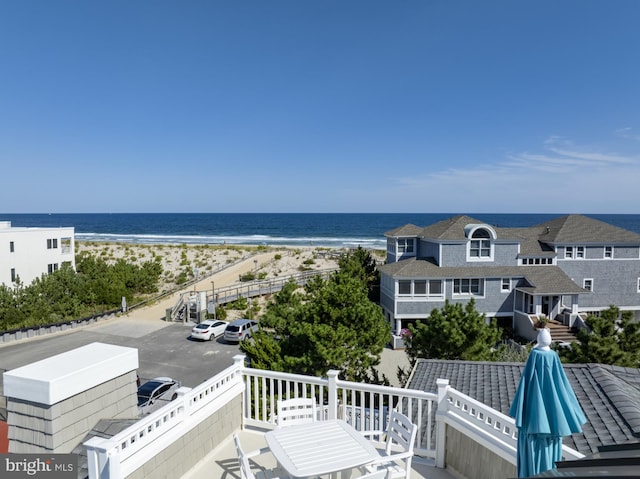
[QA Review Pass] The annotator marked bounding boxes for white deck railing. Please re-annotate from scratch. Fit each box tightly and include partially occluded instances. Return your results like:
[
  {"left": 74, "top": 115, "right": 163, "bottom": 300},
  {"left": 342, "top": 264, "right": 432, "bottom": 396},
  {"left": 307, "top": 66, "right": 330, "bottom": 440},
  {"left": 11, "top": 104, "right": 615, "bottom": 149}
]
[
  {"left": 241, "top": 365, "right": 438, "bottom": 458},
  {"left": 85, "top": 355, "right": 583, "bottom": 478},
  {"left": 85, "top": 356, "right": 246, "bottom": 478}
]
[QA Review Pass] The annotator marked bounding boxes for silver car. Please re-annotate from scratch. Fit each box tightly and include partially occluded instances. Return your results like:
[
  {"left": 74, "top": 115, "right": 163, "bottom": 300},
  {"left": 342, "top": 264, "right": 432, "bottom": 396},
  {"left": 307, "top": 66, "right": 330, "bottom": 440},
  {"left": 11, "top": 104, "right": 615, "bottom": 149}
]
[
  {"left": 223, "top": 319, "right": 259, "bottom": 343},
  {"left": 137, "top": 377, "right": 181, "bottom": 415}
]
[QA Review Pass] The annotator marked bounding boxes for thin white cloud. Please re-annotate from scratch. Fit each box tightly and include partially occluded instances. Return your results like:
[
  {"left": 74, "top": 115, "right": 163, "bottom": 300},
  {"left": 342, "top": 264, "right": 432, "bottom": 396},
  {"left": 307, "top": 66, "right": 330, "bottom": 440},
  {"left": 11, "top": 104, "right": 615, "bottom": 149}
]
[
  {"left": 616, "top": 127, "right": 640, "bottom": 141},
  {"left": 387, "top": 136, "right": 640, "bottom": 213}
]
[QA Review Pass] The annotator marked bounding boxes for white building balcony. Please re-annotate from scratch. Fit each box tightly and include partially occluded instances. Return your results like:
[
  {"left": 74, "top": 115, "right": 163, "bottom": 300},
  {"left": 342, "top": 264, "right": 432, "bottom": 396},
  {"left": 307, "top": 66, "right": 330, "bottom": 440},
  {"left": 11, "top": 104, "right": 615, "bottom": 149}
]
[{"left": 84, "top": 355, "right": 584, "bottom": 479}]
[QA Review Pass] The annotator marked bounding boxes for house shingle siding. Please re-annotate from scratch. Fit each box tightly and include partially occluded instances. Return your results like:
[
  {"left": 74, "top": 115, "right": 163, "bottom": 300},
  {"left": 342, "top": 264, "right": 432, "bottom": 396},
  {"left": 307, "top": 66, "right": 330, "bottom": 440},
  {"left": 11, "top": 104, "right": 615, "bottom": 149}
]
[{"left": 380, "top": 214, "right": 640, "bottom": 327}]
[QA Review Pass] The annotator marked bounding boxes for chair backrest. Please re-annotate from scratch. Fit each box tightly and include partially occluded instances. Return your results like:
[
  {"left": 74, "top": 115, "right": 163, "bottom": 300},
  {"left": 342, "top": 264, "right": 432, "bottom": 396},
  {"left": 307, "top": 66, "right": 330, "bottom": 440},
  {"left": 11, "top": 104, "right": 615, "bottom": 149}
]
[
  {"left": 384, "top": 410, "right": 418, "bottom": 456},
  {"left": 276, "top": 398, "right": 317, "bottom": 428},
  {"left": 233, "top": 433, "right": 256, "bottom": 479}
]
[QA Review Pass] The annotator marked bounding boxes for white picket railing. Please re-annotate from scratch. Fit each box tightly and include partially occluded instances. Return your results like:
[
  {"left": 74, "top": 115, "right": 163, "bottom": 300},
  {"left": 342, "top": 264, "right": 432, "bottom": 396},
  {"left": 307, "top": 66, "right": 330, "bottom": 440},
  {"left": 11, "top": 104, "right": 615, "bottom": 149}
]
[
  {"left": 241, "top": 366, "right": 438, "bottom": 458},
  {"left": 85, "top": 355, "right": 583, "bottom": 478}
]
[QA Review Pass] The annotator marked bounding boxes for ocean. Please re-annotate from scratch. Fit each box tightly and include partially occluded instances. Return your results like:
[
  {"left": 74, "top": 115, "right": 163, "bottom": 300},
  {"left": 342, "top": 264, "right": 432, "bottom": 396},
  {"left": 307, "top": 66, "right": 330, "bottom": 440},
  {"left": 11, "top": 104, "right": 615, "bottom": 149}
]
[{"left": 2, "top": 213, "right": 640, "bottom": 249}]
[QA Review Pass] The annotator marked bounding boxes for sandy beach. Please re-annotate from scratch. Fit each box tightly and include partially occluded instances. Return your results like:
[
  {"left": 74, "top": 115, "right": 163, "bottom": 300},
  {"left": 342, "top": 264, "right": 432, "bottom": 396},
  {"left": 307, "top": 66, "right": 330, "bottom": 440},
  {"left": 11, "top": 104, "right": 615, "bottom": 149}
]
[
  {"left": 76, "top": 242, "right": 345, "bottom": 295},
  {"left": 74, "top": 242, "right": 406, "bottom": 383}
]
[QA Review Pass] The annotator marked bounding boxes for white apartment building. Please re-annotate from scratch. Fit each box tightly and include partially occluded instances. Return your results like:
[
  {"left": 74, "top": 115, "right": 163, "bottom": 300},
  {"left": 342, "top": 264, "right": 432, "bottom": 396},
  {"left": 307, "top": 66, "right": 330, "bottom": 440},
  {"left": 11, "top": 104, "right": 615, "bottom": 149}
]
[{"left": 0, "top": 221, "right": 75, "bottom": 286}]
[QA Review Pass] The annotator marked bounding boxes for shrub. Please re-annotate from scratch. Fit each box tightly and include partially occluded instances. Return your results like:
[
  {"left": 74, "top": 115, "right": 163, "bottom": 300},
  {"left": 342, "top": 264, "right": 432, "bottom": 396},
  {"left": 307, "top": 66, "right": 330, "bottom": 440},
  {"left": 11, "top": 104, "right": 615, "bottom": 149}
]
[
  {"left": 229, "top": 297, "right": 248, "bottom": 310},
  {"left": 240, "top": 272, "right": 256, "bottom": 282}
]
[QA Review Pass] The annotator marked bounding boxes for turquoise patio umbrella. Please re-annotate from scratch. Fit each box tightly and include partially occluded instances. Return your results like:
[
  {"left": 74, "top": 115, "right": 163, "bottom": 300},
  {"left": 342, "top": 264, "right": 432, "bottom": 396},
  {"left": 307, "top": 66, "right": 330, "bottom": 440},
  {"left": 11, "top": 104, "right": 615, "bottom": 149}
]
[{"left": 509, "top": 340, "right": 586, "bottom": 478}]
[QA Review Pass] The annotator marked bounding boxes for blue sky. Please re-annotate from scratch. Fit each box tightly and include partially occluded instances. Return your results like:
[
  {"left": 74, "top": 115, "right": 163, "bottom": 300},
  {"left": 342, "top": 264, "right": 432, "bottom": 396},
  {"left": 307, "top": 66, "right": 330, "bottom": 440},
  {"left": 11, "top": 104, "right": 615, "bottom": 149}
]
[{"left": 1, "top": 1, "right": 639, "bottom": 214}]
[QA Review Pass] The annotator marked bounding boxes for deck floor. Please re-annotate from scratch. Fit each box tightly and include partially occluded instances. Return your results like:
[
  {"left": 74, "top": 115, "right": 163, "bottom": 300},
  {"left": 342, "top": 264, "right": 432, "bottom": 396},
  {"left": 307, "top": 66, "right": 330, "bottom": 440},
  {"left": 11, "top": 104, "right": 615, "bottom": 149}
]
[{"left": 182, "top": 428, "right": 457, "bottom": 479}]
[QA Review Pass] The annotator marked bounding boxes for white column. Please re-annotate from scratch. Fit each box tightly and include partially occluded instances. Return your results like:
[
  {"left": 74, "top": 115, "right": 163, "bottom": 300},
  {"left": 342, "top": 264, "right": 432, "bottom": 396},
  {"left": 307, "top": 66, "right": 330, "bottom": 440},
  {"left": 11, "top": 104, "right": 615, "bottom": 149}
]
[
  {"left": 327, "top": 369, "right": 340, "bottom": 420},
  {"left": 435, "top": 378, "right": 450, "bottom": 469},
  {"left": 85, "top": 437, "right": 120, "bottom": 479}
]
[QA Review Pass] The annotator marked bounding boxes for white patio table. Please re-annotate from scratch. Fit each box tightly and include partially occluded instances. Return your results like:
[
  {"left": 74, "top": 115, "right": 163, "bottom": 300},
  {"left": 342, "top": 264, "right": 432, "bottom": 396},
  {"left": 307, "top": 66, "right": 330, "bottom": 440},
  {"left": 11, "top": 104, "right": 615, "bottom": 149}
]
[{"left": 265, "top": 419, "right": 380, "bottom": 478}]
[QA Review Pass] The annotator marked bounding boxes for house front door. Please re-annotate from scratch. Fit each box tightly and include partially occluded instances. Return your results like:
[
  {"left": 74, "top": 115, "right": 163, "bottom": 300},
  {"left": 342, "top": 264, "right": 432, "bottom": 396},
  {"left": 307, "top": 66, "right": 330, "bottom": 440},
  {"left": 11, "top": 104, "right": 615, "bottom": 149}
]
[{"left": 541, "top": 296, "right": 550, "bottom": 316}]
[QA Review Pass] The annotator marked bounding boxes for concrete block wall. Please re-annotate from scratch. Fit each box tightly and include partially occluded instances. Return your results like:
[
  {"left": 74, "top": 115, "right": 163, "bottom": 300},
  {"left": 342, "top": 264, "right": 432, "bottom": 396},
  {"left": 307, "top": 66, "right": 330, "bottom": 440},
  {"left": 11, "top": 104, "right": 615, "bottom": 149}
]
[
  {"left": 8, "top": 371, "right": 137, "bottom": 453},
  {"left": 126, "top": 393, "right": 242, "bottom": 479},
  {"left": 445, "top": 425, "right": 516, "bottom": 479}
]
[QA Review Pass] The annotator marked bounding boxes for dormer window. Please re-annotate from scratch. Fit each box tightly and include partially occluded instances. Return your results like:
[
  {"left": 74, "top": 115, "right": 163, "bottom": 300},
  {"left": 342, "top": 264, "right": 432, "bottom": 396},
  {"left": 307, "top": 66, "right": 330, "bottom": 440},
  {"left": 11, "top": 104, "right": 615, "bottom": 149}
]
[
  {"left": 397, "top": 238, "right": 414, "bottom": 254},
  {"left": 470, "top": 229, "right": 491, "bottom": 257},
  {"left": 465, "top": 225, "right": 495, "bottom": 261}
]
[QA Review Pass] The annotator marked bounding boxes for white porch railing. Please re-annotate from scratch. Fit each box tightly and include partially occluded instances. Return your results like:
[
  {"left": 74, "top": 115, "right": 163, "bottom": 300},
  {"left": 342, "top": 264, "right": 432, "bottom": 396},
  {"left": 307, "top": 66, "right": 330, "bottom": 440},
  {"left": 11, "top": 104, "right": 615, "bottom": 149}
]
[
  {"left": 241, "top": 366, "right": 438, "bottom": 458},
  {"left": 85, "top": 356, "right": 246, "bottom": 478},
  {"left": 435, "top": 379, "right": 584, "bottom": 467},
  {"left": 84, "top": 355, "right": 583, "bottom": 478}
]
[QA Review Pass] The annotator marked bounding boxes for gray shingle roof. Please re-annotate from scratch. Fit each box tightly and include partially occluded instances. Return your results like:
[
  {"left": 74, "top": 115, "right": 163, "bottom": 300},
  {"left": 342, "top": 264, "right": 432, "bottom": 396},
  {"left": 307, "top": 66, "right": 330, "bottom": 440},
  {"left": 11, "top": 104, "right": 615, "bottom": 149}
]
[
  {"left": 535, "top": 215, "right": 640, "bottom": 245},
  {"left": 377, "top": 259, "right": 587, "bottom": 295},
  {"left": 406, "top": 359, "right": 640, "bottom": 455},
  {"left": 384, "top": 224, "right": 424, "bottom": 237},
  {"left": 385, "top": 214, "right": 640, "bottom": 247},
  {"left": 416, "top": 215, "right": 485, "bottom": 240}
]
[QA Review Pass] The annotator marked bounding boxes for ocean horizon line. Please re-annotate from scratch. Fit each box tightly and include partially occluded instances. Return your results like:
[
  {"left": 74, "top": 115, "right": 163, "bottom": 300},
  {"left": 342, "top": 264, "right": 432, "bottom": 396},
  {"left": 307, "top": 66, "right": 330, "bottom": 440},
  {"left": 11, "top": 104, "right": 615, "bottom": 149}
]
[{"left": 3, "top": 212, "right": 640, "bottom": 249}]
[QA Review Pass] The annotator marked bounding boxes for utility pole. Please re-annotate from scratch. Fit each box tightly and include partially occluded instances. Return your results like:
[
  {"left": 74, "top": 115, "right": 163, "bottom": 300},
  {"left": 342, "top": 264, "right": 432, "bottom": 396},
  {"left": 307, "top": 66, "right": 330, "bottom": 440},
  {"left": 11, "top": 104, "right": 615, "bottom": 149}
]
[{"left": 211, "top": 281, "right": 216, "bottom": 319}]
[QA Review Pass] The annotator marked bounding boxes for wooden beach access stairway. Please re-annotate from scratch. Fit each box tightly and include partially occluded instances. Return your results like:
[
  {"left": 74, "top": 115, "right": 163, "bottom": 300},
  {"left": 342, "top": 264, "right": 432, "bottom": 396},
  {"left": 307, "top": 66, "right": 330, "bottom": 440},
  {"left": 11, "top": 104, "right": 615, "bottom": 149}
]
[{"left": 169, "top": 268, "right": 337, "bottom": 322}]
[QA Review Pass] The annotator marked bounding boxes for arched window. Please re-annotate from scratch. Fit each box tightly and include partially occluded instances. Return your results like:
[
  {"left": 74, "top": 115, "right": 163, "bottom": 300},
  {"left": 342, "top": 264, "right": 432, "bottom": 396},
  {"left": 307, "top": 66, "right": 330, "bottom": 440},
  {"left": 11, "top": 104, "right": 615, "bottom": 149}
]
[{"left": 470, "top": 228, "right": 491, "bottom": 258}]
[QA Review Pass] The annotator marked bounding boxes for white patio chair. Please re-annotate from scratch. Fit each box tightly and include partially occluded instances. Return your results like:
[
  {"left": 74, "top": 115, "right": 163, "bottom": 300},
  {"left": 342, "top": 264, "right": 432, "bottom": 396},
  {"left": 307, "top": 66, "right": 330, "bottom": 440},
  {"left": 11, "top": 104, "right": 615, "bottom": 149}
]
[
  {"left": 360, "top": 410, "right": 418, "bottom": 479},
  {"left": 276, "top": 397, "right": 317, "bottom": 428},
  {"left": 233, "top": 433, "right": 291, "bottom": 479},
  {"left": 358, "top": 469, "right": 391, "bottom": 479}
]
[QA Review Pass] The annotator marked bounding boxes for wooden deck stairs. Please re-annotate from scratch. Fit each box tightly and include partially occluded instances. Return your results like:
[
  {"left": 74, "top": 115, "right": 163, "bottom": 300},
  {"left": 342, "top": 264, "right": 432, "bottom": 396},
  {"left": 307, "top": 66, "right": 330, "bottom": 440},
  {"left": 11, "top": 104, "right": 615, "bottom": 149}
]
[{"left": 547, "top": 319, "right": 579, "bottom": 343}]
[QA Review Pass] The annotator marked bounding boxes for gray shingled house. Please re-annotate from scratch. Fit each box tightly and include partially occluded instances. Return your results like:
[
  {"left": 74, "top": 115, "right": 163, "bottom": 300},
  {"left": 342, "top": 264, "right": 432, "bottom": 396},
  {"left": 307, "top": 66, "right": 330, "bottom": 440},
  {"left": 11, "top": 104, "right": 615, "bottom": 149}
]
[
  {"left": 406, "top": 359, "right": 640, "bottom": 455},
  {"left": 378, "top": 214, "right": 640, "bottom": 341}
]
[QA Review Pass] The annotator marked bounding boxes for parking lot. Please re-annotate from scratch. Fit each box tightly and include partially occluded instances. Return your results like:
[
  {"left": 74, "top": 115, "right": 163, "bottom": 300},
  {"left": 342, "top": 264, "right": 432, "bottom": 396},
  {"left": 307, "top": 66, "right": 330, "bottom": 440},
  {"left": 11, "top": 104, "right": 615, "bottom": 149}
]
[{"left": 0, "top": 316, "right": 246, "bottom": 409}]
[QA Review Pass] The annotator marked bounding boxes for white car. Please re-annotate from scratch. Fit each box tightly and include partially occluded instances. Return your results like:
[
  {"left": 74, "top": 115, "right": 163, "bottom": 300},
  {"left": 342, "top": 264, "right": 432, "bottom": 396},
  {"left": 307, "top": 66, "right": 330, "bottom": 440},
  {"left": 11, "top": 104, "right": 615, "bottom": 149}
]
[
  {"left": 137, "top": 377, "right": 181, "bottom": 415},
  {"left": 191, "top": 320, "right": 228, "bottom": 341}
]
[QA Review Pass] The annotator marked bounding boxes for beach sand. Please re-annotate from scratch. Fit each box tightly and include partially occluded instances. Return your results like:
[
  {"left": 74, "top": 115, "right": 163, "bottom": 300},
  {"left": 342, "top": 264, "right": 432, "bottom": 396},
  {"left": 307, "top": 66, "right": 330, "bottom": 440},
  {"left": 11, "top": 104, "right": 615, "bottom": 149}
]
[
  {"left": 76, "top": 242, "right": 344, "bottom": 294},
  {"left": 76, "top": 241, "right": 407, "bottom": 385}
]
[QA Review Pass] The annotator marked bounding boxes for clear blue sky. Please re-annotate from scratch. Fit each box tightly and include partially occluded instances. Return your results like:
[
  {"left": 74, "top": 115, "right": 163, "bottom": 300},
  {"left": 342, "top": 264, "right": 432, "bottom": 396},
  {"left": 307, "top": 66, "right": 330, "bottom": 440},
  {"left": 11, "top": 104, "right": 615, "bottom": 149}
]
[{"left": 2, "top": 1, "right": 639, "bottom": 214}]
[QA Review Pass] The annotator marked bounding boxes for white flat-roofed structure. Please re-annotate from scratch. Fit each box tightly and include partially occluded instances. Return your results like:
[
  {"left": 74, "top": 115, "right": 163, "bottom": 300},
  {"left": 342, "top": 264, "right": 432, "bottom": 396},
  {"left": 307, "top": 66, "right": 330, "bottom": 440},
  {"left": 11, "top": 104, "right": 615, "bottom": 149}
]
[
  {"left": 3, "top": 342, "right": 139, "bottom": 453},
  {"left": 3, "top": 342, "right": 139, "bottom": 405},
  {"left": 0, "top": 220, "right": 76, "bottom": 286}
]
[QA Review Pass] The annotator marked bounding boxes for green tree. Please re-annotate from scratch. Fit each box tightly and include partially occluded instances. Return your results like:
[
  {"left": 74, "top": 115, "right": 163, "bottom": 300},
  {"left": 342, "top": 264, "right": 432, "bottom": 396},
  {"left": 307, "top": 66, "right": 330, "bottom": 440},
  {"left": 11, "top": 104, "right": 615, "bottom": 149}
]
[
  {"left": 0, "top": 252, "right": 163, "bottom": 331},
  {"left": 241, "top": 259, "right": 390, "bottom": 382},
  {"left": 559, "top": 306, "right": 640, "bottom": 367},
  {"left": 404, "top": 299, "right": 502, "bottom": 364},
  {"left": 337, "top": 246, "right": 380, "bottom": 301}
]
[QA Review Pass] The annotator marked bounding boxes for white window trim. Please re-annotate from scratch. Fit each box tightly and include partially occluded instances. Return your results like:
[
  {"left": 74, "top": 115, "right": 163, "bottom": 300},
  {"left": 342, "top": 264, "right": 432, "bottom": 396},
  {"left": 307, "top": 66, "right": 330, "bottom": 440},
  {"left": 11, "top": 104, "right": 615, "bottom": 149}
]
[
  {"left": 397, "top": 238, "right": 415, "bottom": 255},
  {"left": 427, "top": 279, "right": 444, "bottom": 299},
  {"left": 564, "top": 246, "right": 585, "bottom": 259},
  {"left": 637, "top": 278, "right": 640, "bottom": 293},
  {"left": 467, "top": 240, "right": 494, "bottom": 262},
  {"left": 453, "top": 278, "right": 485, "bottom": 297},
  {"left": 604, "top": 246, "right": 614, "bottom": 259},
  {"left": 397, "top": 279, "right": 444, "bottom": 299},
  {"left": 583, "top": 278, "right": 593, "bottom": 291},
  {"left": 501, "top": 278, "right": 511, "bottom": 293},
  {"left": 398, "top": 280, "right": 412, "bottom": 296},
  {"left": 465, "top": 225, "right": 496, "bottom": 262}
]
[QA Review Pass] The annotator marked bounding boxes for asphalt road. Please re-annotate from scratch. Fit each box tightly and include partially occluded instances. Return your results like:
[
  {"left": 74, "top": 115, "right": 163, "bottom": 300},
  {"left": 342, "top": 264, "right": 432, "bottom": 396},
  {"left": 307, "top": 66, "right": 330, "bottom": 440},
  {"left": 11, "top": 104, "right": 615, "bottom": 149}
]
[{"left": 0, "top": 317, "right": 245, "bottom": 401}]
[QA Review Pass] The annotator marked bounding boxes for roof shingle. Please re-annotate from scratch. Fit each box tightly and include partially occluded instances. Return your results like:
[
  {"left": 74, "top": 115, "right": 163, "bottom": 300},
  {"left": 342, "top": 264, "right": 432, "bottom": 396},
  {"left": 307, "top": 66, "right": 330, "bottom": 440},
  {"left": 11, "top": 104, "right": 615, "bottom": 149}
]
[{"left": 407, "top": 359, "right": 640, "bottom": 455}]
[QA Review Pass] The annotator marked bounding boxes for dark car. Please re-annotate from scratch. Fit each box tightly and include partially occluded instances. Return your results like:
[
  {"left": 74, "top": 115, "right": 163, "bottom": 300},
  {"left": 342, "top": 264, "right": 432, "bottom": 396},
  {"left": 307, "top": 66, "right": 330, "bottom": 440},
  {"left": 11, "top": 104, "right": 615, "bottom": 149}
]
[
  {"left": 137, "top": 377, "right": 181, "bottom": 415},
  {"left": 223, "top": 319, "right": 259, "bottom": 343}
]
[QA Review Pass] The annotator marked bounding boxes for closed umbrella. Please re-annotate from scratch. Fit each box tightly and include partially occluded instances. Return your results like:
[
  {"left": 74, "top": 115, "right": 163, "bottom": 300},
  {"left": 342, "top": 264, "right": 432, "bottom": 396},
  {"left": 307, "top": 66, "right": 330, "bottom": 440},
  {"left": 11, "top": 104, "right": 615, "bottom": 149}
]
[{"left": 509, "top": 329, "right": 586, "bottom": 477}]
